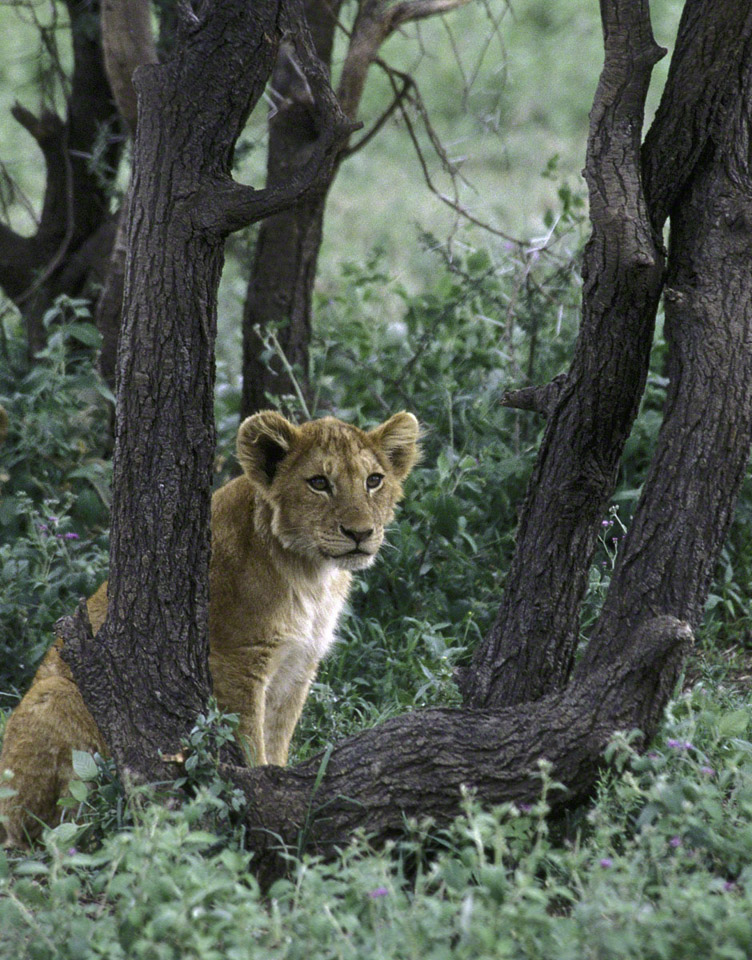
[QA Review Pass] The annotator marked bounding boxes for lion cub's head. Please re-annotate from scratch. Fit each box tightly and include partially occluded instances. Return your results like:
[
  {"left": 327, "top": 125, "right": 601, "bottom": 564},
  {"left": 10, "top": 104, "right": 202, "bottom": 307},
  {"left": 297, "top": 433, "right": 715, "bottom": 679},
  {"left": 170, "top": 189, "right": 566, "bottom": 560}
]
[{"left": 237, "top": 411, "right": 420, "bottom": 571}]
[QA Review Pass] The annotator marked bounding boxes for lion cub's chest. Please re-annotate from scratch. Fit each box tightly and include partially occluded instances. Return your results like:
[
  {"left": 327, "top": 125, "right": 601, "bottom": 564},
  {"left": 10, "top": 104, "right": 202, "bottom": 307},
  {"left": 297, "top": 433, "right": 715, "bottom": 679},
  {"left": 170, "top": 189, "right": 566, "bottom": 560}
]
[{"left": 277, "top": 572, "right": 348, "bottom": 663}]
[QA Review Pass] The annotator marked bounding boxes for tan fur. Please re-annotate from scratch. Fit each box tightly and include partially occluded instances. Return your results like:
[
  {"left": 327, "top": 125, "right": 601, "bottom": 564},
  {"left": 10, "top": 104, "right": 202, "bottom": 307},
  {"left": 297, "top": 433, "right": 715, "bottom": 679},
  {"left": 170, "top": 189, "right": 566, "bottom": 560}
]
[{"left": 0, "top": 411, "right": 419, "bottom": 846}]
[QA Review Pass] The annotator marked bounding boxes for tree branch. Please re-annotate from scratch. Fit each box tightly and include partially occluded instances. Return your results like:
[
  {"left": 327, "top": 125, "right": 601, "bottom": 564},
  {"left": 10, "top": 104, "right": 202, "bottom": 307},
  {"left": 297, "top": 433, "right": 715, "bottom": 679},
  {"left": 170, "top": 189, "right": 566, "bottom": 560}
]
[
  {"left": 385, "top": 0, "right": 472, "bottom": 32},
  {"left": 340, "top": 73, "right": 411, "bottom": 158},
  {"left": 101, "top": 0, "right": 158, "bottom": 132},
  {"left": 642, "top": 1, "right": 752, "bottom": 231},
  {"left": 460, "top": 0, "right": 666, "bottom": 710},
  {"left": 193, "top": 119, "right": 358, "bottom": 236},
  {"left": 228, "top": 616, "right": 691, "bottom": 885},
  {"left": 501, "top": 374, "right": 567, "bottom": 418}
]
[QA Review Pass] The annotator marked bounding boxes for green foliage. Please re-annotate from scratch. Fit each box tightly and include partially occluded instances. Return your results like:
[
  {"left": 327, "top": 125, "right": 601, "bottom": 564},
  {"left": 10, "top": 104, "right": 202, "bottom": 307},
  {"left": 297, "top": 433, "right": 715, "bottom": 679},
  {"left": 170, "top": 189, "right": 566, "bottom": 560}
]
[
  {"left": 290, "top": 230, "right": 584, "bottom": 747},
  {"left": 175, "top": 702, "right": 248, "bottom": 840},
  {"left": 4, "top": 688, "right": 752, "bottom": 959},
  {"left": 0, "top": 298, "right": 110, "bottom": 692}
]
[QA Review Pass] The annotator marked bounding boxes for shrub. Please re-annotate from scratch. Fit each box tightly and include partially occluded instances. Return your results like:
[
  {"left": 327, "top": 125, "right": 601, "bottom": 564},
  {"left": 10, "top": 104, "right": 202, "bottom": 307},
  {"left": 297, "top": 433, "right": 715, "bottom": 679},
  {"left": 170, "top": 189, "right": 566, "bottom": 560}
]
[{"left": 0, "top": 299, "right": 110, "bottom": 692}]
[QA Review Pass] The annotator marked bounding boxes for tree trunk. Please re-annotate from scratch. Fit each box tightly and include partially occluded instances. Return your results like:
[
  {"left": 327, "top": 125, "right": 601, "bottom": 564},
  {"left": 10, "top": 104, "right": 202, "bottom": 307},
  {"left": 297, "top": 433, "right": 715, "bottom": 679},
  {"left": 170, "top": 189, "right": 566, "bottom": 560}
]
[
  {"left": 240, "top": 0, "right": 470, "bottom": 417},
  {"left": 580, "top": 3, "right": 752, "bottom": 673},
  {"left": 55, "top": 0, "right": 752, "bottom": 890},
  {"left": 459, "top": 0, "right": 666, "bottom": 709},
  {"left": 61, "top": 0, "right": 353, "bottom": 786},
  {"left": 95, "top": 0, "right": 159, "bottom": 396},
  {"left": 0, "top": 0, "right": 122, "bottom": 356},
  {"left": 229, "top": 616, "right": 690, "bottom": 886},
  {"left": 241, "top": 1, "right": 341, "bottom": 416},
  {"left": 460, "top": 0, "right": 752, "bottom": 710}
]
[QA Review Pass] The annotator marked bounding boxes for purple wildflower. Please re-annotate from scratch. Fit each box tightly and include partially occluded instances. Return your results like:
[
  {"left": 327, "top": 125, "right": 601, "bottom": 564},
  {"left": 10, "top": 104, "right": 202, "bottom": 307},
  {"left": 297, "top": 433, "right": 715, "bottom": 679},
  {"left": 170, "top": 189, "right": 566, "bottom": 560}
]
[
  {"left": 64, "top": 532, "right": 79, "bottom": 540},
  {"left": 518, "top": 803, "right": 533, "bottom": 813},
  {"left": 669, "top": 836, "right": 682, "bottom": 848},
  {"left": 369, "top": 887, "right": 389, "bottom": 899},
  {"left": 666, "top": 739, "right": 693, "bottom": 751},
  {"left": 724, "top": 881, "right": 736, "bottom": 892},
  {"left": 599, "top": 858, "right": 613, "bottom": 869},
  {"left": 700, "top": 766, "right": 715, "bottom": 777}
]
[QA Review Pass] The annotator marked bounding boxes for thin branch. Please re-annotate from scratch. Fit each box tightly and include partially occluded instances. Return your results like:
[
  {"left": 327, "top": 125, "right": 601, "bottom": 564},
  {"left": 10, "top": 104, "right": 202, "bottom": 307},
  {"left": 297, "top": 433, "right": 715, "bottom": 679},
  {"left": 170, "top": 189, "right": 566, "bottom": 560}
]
[
  {"left": 340, "top": 74, "right": 412, "bottom": 158},
  {"left": 385, "top": 0, "right": 472, "bottom": 32},
  {"left": 8, "top": 103, "right": 75, "bottom": 307},
  {"left": 377, "top": 59, "right": 524, "bottom": 245}
]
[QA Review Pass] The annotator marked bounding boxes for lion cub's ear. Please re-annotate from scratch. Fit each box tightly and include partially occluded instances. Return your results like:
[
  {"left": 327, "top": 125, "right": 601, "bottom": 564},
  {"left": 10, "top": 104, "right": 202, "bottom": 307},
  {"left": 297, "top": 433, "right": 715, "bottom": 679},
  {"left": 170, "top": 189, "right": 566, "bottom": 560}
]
[
  {"left": 368, "top": 411, "right": 421, "bottom": 480},
  {"left": 237, "top": 411, "right": 299, "bottom": 488}
]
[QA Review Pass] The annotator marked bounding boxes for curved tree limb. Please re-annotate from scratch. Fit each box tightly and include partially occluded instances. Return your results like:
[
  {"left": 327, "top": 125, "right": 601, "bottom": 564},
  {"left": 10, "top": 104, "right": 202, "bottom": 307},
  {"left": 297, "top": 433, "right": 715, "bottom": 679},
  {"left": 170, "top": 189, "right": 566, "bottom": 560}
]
[
  {"left": 226, "top": 617, "right": 691, "bottom": 886},
  {"left": 580, "top": 15, "right": 752, "bottom": 674},
  {"left": 337, "top": 0, "right": 471, "bottom": 118},
  {"left": 460, "top": 0, "right": 666, "bottom": 710}
]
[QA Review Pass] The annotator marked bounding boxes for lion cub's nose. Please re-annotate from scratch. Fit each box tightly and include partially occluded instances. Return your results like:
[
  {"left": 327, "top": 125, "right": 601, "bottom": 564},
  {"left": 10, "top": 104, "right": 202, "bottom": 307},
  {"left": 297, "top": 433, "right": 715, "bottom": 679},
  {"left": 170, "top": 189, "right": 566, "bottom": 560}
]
[{"left": 340, "top": 525, "right": 374, "bottom": 545}]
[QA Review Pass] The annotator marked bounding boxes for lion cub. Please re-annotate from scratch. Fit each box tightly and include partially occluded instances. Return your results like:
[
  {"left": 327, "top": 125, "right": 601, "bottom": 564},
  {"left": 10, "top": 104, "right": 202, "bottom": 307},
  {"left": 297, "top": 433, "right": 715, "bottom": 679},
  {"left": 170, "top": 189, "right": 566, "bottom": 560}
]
[{"left": 0, "top": 410, "right": 420, "bottom": 845}]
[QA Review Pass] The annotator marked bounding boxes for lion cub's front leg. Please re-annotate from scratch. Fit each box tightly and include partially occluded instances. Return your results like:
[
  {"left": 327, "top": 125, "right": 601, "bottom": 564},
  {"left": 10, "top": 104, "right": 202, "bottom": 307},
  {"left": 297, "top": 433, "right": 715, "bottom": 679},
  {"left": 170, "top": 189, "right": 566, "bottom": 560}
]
[
  {"left": 263, "top": 652, "right": 319, "bottom": 766},
  {"left": 209, "top": 646, "right": 269, "bottom": 766}
]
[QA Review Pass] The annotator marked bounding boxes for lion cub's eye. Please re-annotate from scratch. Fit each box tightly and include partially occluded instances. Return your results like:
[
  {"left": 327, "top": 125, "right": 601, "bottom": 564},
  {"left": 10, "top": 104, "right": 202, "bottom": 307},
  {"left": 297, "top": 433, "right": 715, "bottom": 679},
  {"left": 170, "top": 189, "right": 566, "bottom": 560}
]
[
  {"left": 366, "top": 473, "right": 384, "bottom": 490},
  {"left": 307, "top": 475, "right": 331, "bottom": 493}
]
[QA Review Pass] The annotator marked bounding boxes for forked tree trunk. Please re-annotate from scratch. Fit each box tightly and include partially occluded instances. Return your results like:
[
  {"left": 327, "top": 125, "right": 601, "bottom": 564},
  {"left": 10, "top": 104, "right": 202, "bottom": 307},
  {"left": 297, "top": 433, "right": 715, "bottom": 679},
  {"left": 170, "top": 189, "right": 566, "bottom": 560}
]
[
  {"left": 62, "top": 0, "right": 353, "bottom": 785},
  {"left": 58, "top": 0, "right": 752, "bottom": 887},
  {"left": 460, "top": 0, "right": 752, "bottom": 710}
]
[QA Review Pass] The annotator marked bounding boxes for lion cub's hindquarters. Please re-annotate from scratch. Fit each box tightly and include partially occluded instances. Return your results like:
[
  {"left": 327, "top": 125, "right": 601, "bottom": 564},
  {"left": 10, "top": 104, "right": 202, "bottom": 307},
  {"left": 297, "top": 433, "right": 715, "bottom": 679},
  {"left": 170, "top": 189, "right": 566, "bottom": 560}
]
[{"left": 209, "top": 409, "right": 420, "bottom": 766}]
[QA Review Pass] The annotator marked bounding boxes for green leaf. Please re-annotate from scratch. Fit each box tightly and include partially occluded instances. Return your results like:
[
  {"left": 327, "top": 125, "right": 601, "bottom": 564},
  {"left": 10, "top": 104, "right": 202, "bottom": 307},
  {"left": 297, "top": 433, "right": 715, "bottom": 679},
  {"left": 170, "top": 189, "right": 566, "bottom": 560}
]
[
  {"left": 718, "top": 710, "right": 750, "bottom": 739},
  {"left": 13, "top": 860, "right": 50, "bottom": 876},
  {"left": 67, "top": 323, "right": 102, "bottom": 348},
  {"left": 68, "top": 779, "right": 89, "bottom": 803},
  {"left": 72, "top": 750, "right": 99, "bottom": 781}
]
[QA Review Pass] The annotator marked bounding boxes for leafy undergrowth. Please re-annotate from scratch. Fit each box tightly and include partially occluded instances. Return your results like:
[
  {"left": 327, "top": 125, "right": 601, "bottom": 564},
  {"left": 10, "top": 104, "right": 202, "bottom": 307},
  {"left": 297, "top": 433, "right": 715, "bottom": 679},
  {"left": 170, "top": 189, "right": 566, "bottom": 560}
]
[
  {"left": 3, "top": 224, "right": 752, "bottom": 958},
  {"left": 2, "top": 683, "right": 752, "bottom": 959}
]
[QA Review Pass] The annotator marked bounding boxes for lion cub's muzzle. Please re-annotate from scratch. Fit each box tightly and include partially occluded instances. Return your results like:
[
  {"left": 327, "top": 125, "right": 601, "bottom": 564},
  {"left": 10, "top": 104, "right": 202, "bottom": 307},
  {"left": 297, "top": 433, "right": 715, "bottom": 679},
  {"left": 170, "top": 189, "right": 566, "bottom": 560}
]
[{"left": 324, "top": 524, "right": 383, "bottom": 569}]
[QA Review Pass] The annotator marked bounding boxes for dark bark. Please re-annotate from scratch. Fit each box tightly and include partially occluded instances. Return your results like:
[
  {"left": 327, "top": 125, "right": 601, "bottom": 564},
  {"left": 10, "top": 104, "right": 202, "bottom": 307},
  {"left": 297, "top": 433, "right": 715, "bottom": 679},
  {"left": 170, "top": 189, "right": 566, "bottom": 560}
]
[
  {"left": 94, "top": 0, "right": 157, "bottom": 395},
  {"left": 459, "top": 1, "right": 666, "bottom": 709},
  {"left": 61, "top": 0, "right": 353, "bottom": 787},
  {"left": 232, "top": 617, "right": 690, "bottom": 886},
  {"left": 242, "top": 1, "right": 341, "bottom": 416},
  {"left": 240, "top": 0, "right": 469, "bottom": 418},
  {"left": 56, "top": 0, "right": 752, "bottom": 891},
  {"left": 580, "top": 8, "right": 752, "bottom": 674},
  {"left": 0, "top": 0, "right": 122, "bottom": 355}
]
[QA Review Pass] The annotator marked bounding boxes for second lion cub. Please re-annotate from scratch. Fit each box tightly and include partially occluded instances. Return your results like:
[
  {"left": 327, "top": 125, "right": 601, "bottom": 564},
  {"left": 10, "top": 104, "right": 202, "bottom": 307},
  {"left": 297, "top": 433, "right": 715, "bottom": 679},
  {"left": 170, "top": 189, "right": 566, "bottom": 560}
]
[{"left": 0, "top": 410, "right": 420, "bottom": 845}]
